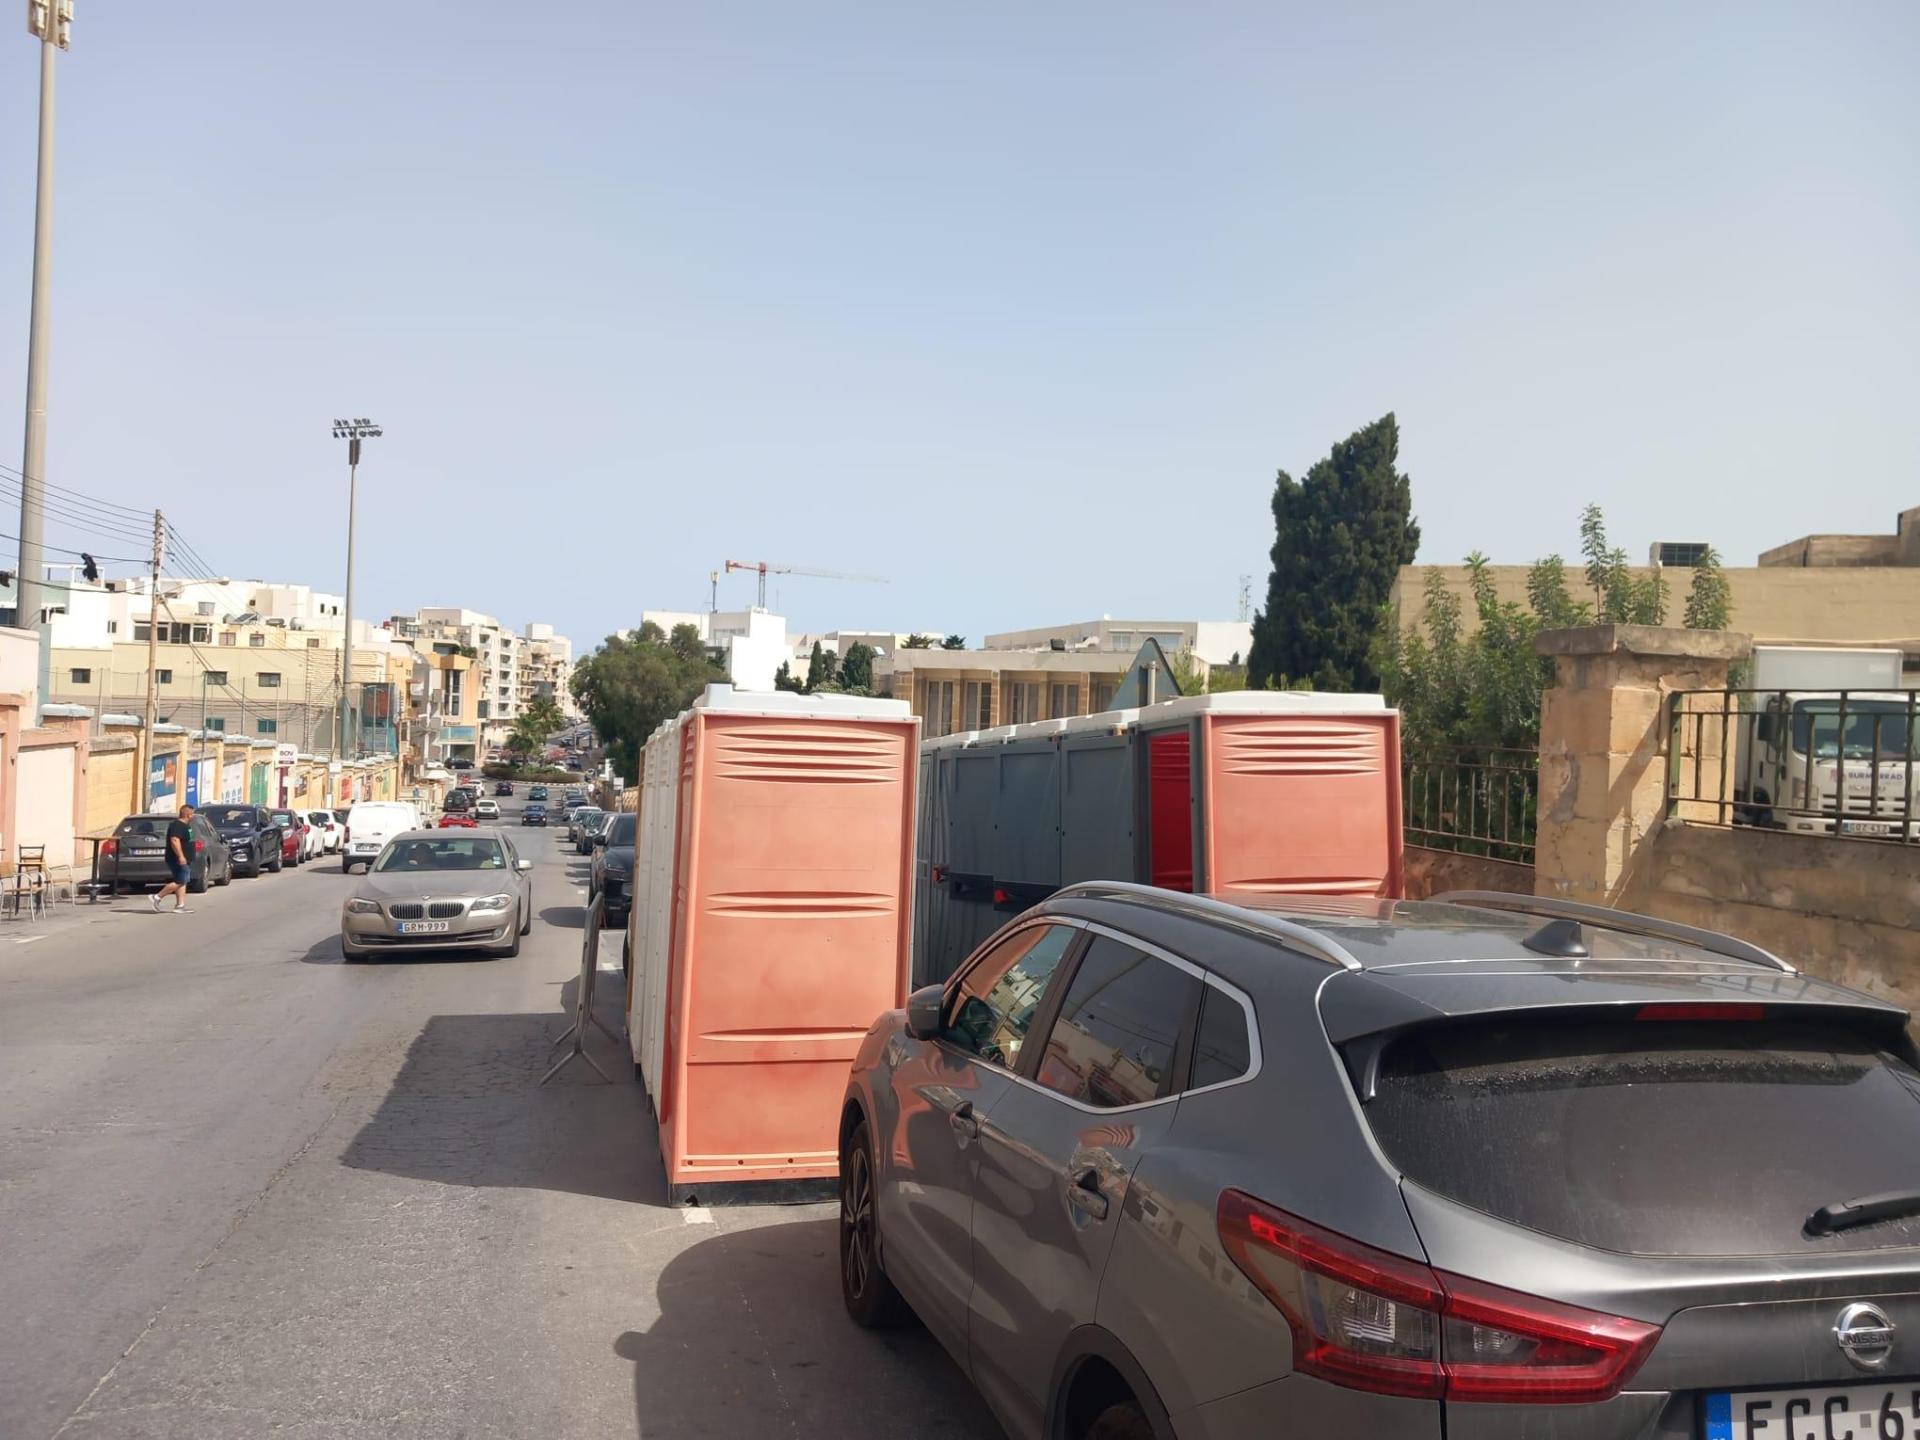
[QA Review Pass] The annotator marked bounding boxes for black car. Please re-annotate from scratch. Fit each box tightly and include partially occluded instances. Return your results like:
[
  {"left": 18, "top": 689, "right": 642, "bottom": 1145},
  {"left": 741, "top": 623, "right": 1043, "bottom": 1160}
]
[
  {"left": 588, "top": 812, "right": 635, "bottom": 927},
  {"left": 198, "top": 803, "right": 285, "bottom": 878},
  {"left": 104, "top": 812, "right": 233, "bottom": 893},
  {"left": 494, "top": 780, "right": 513, "bottom": 796},
  {"left": 522, "top": 803, "right": 547, "bottom": 826},
  {"left": 444, "top": 788, "right": 474, "bottom": 813}
]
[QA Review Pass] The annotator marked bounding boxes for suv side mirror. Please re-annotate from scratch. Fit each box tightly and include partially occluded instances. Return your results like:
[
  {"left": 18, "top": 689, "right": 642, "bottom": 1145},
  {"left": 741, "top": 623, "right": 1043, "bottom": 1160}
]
[
  {"left": 904, "top": 984, "right": 945, "bottom": 1041},
  {"left": 517, "top": 859, "right": 533, "bottom": 873}
]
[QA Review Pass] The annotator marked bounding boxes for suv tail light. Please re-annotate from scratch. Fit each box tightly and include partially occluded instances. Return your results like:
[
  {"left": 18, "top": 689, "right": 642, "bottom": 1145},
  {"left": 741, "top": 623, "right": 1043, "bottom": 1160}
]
[
  {"left": 1217, "top": 1190, "right": 1659, "bottom": 1404},
  {"left": 102, "top": 838, "right": 118, "bottom": 857},
  {"left": 193, "top": 839, "right": 204, "bottom": 854}
]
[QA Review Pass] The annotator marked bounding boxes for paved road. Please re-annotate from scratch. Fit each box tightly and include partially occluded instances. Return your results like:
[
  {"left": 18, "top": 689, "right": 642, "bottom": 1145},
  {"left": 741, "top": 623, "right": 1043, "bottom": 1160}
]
[{"left": 0, "top": 796, "right": 1001, "bottom": 1439}]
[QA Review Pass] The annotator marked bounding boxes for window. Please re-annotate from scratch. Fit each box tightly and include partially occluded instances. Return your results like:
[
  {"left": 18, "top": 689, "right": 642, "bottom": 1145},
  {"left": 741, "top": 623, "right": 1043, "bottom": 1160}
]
[
  {"left": 107, "top": 621, "right": 118, "bottom": 635},
  {"left": 1365, "top": 1018, "right": 1920, "bottom": 1257},
  {"left": 1009, "top": 681, "right": 1045, "bottom": 724},
  {"left": 961, "top": 680, "right": 991, "bottom": 731},
  {"left": 923, "top": 679, "right": 956, "bottom": 739},
  {"left": 221, "top": 631, "right": 237, "bottom": 646},
  {"left": 1049, "top": 682, "right": 1081, "bottom": 719},
  {"left": 1034, "top": 935, "right": 1194, "bottom": 1108},
  {"left": 69, "top": 667, "right": 91, "bottom": 684},
  {"left": 134, "top": 622, "right": 149, "bottom": 641},
  {"left": 1089, "top": 678, "right": 1118, "bottom": 713},
  {"left": 946, "top": 925, "right": 1078, "bottom": 1073},
  {"left": 1656, "top": 542, "right": 1710, "bottom": 568},
  {"left": 1190, "top": 986, "right": 1252, "bottom": 1089},
  {"left": 307, "top": 637, "right": 321, "bottom": 648},
  {"left": 257, "top": 672, "right": 281, "bottom": 688},
  {"left": 257, "top": 719, "right": 278, "bottom": 734},
  {"left": 249, "top": 632, "right": 266, "bottom": 647},
  {"left": 191, "top": 624, "right": 211, "bottom": 644},
  {"left": 206, "top": 717, "right": 226, "bottom": 732},
  {"left": 206, "top": 670, "right": 227, "bottom": 687}
]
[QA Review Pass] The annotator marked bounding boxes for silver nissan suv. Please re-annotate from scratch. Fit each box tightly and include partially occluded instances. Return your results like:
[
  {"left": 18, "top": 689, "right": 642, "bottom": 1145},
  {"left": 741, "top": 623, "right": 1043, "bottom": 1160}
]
[{"left": 837, "top": 883, "right": 1920, "bottom": 1440}]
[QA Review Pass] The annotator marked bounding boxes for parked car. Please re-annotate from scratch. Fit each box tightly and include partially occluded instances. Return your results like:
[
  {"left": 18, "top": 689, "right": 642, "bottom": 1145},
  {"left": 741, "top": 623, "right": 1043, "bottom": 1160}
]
[
  {"left": 103, "top": 811, "right": 233, "bottom": 894},
  {"left": 494, "top": 781, "right": 514, "bottom": 797},
  {"left": 339, "top": 830, "right": 533, "bottom": 960},
  {"left": 563, "top": 789, "right": 586, "bottom": 808},
  {"left": 443, "top": 788, "right": 475, "bottom": 814},
  {"left": 268, "top": 810, "right": 313, "bottom": 866},
  {"left": 527, "top": 785, "right": 550, "bottom": 802},
  {"left": 837, "top": 883, "right": 1920, "bottom": 1440},
  {"left": 438, "top": 812, "right": 479, "bottom": 829},
  {"left": 588, "top": 812, "right": 636, "bottom": 927},
  {"left": 474, "top": 798, "right": 501, "bottom": 820},
  {"left": 568, "top": 806, "right": 604, "bottom": 846},
  {"left": 577, "top": 808, "right": 616, "bottom": 856},
  {"left": 198, "top": 803, "right": 284, "bottom": 878},
  {"left": 342, "top": 800, "right": 423, "bottom": 874},
  {"left": 521, "top": 803, "right": 548, "bottom": 826},
  {"left": 305, "top": 810, "right": 342, "bottom": 853}
]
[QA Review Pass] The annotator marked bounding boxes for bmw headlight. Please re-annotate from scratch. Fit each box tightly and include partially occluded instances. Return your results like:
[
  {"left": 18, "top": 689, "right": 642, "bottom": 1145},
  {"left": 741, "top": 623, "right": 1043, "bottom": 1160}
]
[
  {"left": 345, "top": 898, "right": 380, "bottom": 915},
  {"left": 470, "top": 894, "right": 513, "bottom": 914}
]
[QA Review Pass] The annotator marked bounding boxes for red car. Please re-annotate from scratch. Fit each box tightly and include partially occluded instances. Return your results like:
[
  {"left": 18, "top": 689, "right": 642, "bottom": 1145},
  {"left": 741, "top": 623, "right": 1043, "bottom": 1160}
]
[
  {"left": 268, "top": 809, "right": 308, "bottom": 866},
  {"left": 438, "top": 812, "right": 479, "bottom": 829}
]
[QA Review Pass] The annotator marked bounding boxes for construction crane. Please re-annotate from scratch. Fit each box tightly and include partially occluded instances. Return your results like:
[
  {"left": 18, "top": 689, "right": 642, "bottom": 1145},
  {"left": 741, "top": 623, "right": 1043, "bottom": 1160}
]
[{"left": 723, "top": 560, "right": 886, "bottom": 610}]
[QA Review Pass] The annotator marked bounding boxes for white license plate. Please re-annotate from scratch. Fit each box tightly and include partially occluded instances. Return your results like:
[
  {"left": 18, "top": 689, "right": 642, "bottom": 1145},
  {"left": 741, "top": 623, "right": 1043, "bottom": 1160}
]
[
  {"left": 1841, "top": 820, "right": 1897, "bottom": 837},
  {"left": 354, "top": 843, "right": 379, "bottom": 852},
  {"left": 398, "top": 921, "right": 450, "bottom": 935},
  {"left": 1708, "top": 1383, "right": 1920, "bottom": 1438}
]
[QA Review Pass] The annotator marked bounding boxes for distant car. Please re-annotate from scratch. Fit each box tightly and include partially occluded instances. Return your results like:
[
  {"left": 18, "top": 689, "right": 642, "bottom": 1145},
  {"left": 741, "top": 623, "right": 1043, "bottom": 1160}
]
[
  {"left": 494, "top": 781, "right": 514, "bottom": 797},
  {"left": 527, "top": 785, "right": 549, "bottom": 802},
  {"left": 448, "top": 759, "right": 474, "bottom": 772},
  {"left": 439, "top": 812, "right": 479, "bottom": 829},
  {"left": 563, "top": 790, "right": 586, "bottom": 808},
  {"left": 443, "top": 788, "right": 474, "bottom": 813},
  {"left": 342, "top": 801, "right": 424, "bottom": 875},
  {"left": 269, "top": 810, "right": 313, "bottom": 865},
  {"left": 200, "top": 803, "right": 284, "bottom": 878},
  {"left": 339, "top": 829, "right": 533, "bottom": 961},
  {"left": 103, "top": 811, "right": 233, "bottom": 894},
  {"left": 567, "top": 806, "right": 604, "bottom": 845},
  {"left": 306, "top": 810, "right": 342, "bottom": 853},
  {"left": 474, "top": 799, "right": 501, "bottom": 820},
  {"left": 588, "top": 811, "right": 636, "bottom": 927},
  {"left": 578, "top": 808, "right": 616, "bottom": 856},
  {"left": 522, "top": 803, "right": 547, "bottom": 826}
]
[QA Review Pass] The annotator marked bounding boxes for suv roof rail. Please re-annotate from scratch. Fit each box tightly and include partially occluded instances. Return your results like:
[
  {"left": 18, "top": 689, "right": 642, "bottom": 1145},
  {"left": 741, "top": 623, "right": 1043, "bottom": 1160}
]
[
  {"left": 1053, "top": 881, "right": 1366, "bottom": 973},
  {"left": 1432, "top": 891, "right": 1797, "bottom": 975}
]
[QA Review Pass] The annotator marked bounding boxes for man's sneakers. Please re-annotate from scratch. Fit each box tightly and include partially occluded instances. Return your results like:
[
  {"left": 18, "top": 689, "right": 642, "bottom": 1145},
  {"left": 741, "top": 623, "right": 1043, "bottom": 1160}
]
[
  {"left": 172, "top": 905, "right": 193, "bottom": 915},
  {"left": 150, "top": 893, "right": 162, "bottom": 912}
]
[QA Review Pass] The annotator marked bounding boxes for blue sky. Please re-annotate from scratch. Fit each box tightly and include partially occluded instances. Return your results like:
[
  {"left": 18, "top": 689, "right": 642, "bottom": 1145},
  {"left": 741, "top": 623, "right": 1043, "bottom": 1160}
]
[{"left": 2, "top": 2, "right": 1916, "bottom": 652}]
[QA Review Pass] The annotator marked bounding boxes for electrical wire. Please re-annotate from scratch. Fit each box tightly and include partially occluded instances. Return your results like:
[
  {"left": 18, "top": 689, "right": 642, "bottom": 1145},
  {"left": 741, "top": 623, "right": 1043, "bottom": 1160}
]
[{"left": 0, "top": 459, "right": 152, "bottom": 518}]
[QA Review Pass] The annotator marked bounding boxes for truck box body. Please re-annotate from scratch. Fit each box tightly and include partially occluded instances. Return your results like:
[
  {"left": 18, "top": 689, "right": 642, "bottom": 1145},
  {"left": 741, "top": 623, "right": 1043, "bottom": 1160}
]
[
  {"left": 1733, "top": 646, "right": 1917, "bottom": 839},
  {"left": 914, "top": 691, "right": 1404, "bottom": 985},
  {"left": 625, "top": 686, "right": 918, "bottom": 1202}
]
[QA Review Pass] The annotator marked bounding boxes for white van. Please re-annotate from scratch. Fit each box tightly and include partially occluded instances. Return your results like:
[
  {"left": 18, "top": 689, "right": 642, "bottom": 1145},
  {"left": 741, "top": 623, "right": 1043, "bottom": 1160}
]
[{"left": 342, "top": 801, "right": 423, "bottom": 874}]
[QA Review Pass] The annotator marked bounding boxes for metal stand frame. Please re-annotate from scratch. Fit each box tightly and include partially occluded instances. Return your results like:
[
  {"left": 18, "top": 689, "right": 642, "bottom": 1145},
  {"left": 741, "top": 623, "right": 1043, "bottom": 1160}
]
[{"left": 542, "top": 893, "right": 620, "bottom": 1084}]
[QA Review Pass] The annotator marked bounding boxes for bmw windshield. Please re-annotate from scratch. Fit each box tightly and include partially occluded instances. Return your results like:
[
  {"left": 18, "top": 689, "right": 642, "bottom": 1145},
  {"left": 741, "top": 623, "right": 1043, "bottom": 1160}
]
[{"left": 374, "top": 837, "right": 508, "bottom": 873}]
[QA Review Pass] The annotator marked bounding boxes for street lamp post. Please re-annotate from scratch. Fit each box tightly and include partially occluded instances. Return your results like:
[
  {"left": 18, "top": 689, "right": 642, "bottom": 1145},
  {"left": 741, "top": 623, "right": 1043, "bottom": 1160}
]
[
  {"left": 331, "top": 418, "right": 380, "bottom": 763},
  {"left": 17, "top": 2, "right": 71, "bottom": 650}
]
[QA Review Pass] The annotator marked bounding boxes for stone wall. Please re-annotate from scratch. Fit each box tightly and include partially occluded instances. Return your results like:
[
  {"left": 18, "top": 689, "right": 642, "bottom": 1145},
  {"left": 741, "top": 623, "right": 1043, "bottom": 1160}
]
[
  {"left": 1402, "top": 846, "right": 1534, "bottom": 901},
  {"left": 1625, "top": 821, "right": 1920, "bottom": 1010}
]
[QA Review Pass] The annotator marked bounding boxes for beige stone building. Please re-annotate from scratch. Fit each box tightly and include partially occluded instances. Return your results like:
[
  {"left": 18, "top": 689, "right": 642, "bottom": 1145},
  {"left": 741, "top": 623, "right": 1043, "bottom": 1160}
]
[{"left": 1388, "top": 507, "right": 1920, "bottom": 668}]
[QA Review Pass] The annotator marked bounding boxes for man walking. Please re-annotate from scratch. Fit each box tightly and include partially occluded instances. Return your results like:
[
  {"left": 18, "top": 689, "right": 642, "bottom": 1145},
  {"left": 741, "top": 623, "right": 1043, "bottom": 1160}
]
[{"left": 153, "top": 802, "right": 196, "bottom": 914}]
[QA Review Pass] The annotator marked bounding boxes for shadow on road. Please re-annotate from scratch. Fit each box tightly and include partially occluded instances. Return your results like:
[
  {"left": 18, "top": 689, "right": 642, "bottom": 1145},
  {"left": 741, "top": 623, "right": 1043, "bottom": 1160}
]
[
  {"left": 611, "top": 1216, "right": 1000, "bottom": 1440},
  {"left": 339, "top": 981, "right": 656, "bottom": 1204},
  {"left": 541, "top": 904, "right": 586, "bottom": 930}
]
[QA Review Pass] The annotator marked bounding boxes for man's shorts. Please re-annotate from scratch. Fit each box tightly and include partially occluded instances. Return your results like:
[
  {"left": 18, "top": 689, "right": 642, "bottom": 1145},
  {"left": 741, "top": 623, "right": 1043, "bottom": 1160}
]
[{"left": 169, "top": 862, "right": 192, "bottom": 886}]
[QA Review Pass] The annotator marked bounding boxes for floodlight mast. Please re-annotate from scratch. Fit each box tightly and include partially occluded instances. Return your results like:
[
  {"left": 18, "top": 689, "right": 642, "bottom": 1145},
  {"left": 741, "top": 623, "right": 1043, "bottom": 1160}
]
[{"left": 332, "top": 419, "right": 381, "bottom": 760}]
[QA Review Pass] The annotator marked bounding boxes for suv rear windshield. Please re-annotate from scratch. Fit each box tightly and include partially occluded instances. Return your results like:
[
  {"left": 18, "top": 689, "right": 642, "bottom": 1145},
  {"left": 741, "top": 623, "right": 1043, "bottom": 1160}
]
[
  {"left": 200, "top": 805, "right": 256, "bottom": 828},
  {"left": 1365, "top": 1017, "right": 1920, "bottom": 1256}
]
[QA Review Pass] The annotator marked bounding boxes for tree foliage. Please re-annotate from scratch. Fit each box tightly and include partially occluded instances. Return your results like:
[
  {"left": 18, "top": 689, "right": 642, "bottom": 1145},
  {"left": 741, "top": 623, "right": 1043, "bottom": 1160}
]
[
  {"left": 902, "top": 634, "right": 934, "bottom": 649},
  {"left": 941, "top": 634, "right": 967, "bottom": 650},
  {"left": 1376, "top": 506, "right": 1736, "bottom": 753},
  {"left": 507, "top": 694, "right": 566, "bottom": 759},
  {"left": 838, "top": 641, "right": 875, "bottom": 692},
  {"left": 1247, "top": 413, "right": 1421, "bottom": 693},
  {"left": 569, "top": 625, "right": 726, "bottom": 779},
  {"left": 773, "top": 661, "right": 803, "bottom": 693},
  {"left": 805, "top": 640, "right": 837, "bottom": 691}
]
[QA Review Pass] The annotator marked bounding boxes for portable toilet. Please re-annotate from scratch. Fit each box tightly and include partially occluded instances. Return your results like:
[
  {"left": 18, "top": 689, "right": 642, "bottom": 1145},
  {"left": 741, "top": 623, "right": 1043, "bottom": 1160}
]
[
  {"left": 626, "top": 685, "right": 919, "bottom": 1203},
  {"left": 914, "top": 690, "right": 1404, "bottom": 984}
]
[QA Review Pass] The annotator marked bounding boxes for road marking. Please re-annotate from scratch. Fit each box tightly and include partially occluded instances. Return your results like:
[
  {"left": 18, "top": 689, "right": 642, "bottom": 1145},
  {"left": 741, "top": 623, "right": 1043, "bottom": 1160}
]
[
  {"left": 12, "top": 934, "right": 46, "bottom": 945},
  {"left": 682, "top": 1206, "right": 714, "bottom": 1226}
]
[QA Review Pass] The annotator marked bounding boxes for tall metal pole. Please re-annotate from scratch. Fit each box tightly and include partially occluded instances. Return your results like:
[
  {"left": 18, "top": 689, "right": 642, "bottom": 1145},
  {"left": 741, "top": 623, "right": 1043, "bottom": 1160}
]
[
  {"left": 340, "top": 440, "right": 356, "bottom": 759},
  {"left": 17, "top": 6, "right": 69, "bottom": 642},
  {"left": 135, "top": 510, "right": 163, "bottom": 812}
]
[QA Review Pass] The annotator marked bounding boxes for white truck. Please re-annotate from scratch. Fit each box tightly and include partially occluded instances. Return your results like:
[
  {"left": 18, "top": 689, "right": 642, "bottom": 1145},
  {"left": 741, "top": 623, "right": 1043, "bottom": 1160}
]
[{"left": 1733, "top": 646, "right": 1917, "bottom": 839}]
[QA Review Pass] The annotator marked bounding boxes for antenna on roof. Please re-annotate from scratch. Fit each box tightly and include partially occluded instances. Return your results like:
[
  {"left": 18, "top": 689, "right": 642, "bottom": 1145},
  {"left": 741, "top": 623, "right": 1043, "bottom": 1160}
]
[{"left": 1521, "top": 918, "right": 1589, "bottom": 959}]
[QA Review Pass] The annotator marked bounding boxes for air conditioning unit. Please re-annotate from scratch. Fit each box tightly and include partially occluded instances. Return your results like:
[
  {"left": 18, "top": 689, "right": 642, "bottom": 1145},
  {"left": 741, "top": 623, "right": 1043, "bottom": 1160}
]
[{"left": 196, "top": 601, "right": 215, "bottom": 616}]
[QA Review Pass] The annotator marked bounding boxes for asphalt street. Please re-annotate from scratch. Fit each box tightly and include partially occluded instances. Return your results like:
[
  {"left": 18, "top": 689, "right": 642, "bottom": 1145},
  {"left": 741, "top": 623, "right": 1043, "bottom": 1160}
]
[{"left": 0, "top": 793, "right": 1002, "bottom": 1439}]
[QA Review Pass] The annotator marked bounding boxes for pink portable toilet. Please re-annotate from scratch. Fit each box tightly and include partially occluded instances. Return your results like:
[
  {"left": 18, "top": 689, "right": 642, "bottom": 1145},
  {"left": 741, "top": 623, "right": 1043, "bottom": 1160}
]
[{"left": 626, "top": 686, "right": 919, "bottom": 1203}]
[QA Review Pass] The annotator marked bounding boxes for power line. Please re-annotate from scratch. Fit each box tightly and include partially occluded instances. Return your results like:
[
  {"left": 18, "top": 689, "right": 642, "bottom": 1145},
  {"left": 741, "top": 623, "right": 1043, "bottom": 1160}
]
[
  {"left": 0, "top": 459, "right": 150, "bottom": 518},
  {"left": 0, "top": 476, "right": 156, "bottom": 545}
]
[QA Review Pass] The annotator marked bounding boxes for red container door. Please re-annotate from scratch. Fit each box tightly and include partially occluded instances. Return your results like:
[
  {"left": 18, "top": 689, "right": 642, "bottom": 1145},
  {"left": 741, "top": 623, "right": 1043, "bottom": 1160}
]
[
  {"left": 1147, "top": 729, "right": 1194, "bottom": 892},
  {"left": 1201, "top": 712, "right": 1403, "bottom": 898}
]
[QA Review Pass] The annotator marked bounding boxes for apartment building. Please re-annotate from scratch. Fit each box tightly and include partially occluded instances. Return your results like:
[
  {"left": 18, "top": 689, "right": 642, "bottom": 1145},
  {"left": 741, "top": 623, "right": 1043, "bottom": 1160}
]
[
  {"left": 519, "top": 622, "right": 580, "bottom": 718},
  {"left": 396, "top": 608, "right": 522, "bottom": 726},
  {"left": 46, "top": 577, "right": 405, "bottom": 755}
]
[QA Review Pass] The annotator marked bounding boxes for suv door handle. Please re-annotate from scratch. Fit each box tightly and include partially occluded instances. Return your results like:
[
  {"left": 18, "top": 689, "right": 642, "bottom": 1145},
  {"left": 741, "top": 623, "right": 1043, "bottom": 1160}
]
[
  {"left": 1066, "top": 1167, "right": 1109, "bottom": 1221},
  {"left": 949, "top": 1101, "right": 979, "bottom": 1140}
]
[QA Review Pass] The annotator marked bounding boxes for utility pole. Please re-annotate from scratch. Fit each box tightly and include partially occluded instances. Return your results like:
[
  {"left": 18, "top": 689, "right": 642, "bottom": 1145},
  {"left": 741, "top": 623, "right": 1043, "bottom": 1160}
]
[
  {"left": 18, "top": 3, "right": 71, "bottom": 689},
  {"left": 332, "top": 418, "right": 380, "bottom": 763},
  {"left": 134, "top": 509, "right": 163, "bottom": 812}
]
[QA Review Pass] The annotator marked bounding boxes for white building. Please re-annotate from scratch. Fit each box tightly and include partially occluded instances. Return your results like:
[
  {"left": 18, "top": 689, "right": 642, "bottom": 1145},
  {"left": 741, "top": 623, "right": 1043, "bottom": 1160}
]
[
  {"left": 983, "top": 617, "right": 1253, "bottom": 667},
  {"left": 519, "top": 622, "right": 580, "bottom": 719},
  {"left": 401, "top": 608, "right": 523, "bottom": 728}
]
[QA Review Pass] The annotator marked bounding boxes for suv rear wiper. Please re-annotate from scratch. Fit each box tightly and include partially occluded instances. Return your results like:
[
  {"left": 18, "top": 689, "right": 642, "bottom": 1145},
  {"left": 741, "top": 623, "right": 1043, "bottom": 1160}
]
[{"left": 1805, "top": 1190, "right": 1920, "bottom": 1237}]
